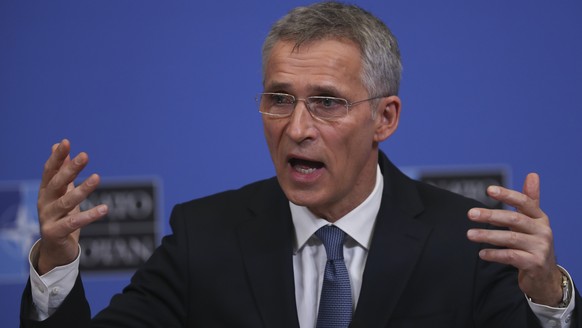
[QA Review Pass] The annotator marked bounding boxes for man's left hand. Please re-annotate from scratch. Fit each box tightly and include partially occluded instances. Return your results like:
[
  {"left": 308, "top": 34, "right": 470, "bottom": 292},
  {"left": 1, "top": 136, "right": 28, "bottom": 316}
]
[{"left": 467, "top": 173, "right": 564, "bottom": 307}]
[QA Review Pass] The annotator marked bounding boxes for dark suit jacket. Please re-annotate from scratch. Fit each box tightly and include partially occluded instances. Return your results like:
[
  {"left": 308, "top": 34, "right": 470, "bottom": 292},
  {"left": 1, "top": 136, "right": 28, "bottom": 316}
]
[{"left": 21, "top": 152, "right": 581, "bottom": 327}]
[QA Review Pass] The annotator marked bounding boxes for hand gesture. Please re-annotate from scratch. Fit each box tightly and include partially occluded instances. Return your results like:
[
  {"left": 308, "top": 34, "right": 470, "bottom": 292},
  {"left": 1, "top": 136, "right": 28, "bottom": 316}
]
[
  {"left": 36, "top": 139, "right": 108, "bottom": 275},
  {"left": 467, "top": 173, "right": 563, "bottom": 306}
]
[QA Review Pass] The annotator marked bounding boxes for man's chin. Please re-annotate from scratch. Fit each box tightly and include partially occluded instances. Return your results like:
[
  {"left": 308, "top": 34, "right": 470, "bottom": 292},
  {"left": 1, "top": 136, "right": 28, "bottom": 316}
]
[{"left": 285, "top": 190, "right": 322, "bottom": 208}]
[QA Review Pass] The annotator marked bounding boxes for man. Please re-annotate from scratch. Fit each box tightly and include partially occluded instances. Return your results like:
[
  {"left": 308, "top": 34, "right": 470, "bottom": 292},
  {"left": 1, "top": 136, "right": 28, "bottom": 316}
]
[{"left": 21, "top": 2, "right": 580, "bottom": 327}]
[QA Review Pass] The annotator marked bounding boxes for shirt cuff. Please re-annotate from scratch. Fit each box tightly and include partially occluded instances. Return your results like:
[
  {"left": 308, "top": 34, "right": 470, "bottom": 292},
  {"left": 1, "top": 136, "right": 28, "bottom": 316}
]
[
  {"left": 527, "top": 265, "right": 576, "bottom": 328},
  {"left": 28, "top": 239, "right": 81, "bottom": 321}
]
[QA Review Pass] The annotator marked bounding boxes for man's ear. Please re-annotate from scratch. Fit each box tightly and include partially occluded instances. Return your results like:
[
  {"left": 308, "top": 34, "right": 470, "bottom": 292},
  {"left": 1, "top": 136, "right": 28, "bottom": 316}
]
[{"left": 374, "top": 95, "right": 401, "bottom": 142}]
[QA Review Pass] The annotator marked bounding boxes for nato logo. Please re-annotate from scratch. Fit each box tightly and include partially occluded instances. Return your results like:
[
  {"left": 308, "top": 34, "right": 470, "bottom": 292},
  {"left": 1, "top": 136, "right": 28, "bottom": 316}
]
[{"left": 0, "top": 183, "right": 40, "bottom": 282}]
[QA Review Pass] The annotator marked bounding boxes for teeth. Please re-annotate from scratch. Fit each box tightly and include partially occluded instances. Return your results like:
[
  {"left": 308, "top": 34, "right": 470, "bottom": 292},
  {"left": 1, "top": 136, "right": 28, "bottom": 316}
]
[{"left": 294, "top": 166, "right": 317, "bottom": 174}]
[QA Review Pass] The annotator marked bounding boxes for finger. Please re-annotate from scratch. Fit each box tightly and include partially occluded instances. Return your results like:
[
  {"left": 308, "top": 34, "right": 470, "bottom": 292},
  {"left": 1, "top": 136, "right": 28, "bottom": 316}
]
[
  {"left": 467, "top": 228, "right": 540, "bottom": 251},
  {"left": 42, "top": 203, "right": 108, "bottom": 239},
  {"left": 468, "top": 208, "right": 539, "bottom": 234},
  {"left": 520, "top": 173, "right": 544, "bottom": 219},
  {"left": 476, "top": 247, "right": 534, "bottom": 270},
  {"left": 486, "top": 184, "right": 545, "bottom": 219},
  {"left": 523, "top": 173, "right": 540, "bottom": 202},
  {"left": 44, "top": 152, "right": 90, "bottom": 202},
  {"left": 44, "top": 174, "right": 102, "bottom": 220},
  {"left": 518, "top": 173, "right": 545, "bottom": 218},
  {"left": 40, "top": 139, "right": 71, "bottom": 189}
]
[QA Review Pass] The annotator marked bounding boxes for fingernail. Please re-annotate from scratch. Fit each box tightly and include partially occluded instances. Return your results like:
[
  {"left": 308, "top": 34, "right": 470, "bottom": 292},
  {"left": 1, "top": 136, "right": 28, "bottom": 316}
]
[
  {"left": 488, "top": 186, "right": 500, "bottom": 196},
  {"left": 86, "top": 175, "right": 97, "bottom": 186},
  {"left": 468, "top": 208, "right": 480, "bottom": 218},
  {"left": 97, "top": 205, "right": 108, "bottom": 215},
  {"left": 57, "top": 139, "right": 67, "bottom": 151},
  {"left": 467, "top": 230, "right": 477, "bottom": 238}
]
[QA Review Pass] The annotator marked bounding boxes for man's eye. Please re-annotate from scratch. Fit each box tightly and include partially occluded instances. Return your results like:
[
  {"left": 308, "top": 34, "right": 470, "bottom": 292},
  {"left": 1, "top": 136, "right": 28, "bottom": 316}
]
[
  {"left": 313, "top": 97, "right": 341, "bottom": 108},
  {"left": 272, "top": 95, "right": 292, "bottom": 105},
  {"left": 321, "top": 98, "right": 336, "bottom": 107}
]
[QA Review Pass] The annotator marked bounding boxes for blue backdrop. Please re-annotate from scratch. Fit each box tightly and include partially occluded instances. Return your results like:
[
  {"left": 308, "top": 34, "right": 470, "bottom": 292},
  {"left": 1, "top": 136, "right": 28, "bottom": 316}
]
[{"left": 1, "top": 1, "right": 581, "bottom": 326}]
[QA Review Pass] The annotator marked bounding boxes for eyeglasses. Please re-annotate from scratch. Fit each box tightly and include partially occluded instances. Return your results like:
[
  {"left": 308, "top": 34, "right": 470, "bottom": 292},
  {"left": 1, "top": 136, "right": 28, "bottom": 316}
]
[{"left": 256, "top": 92, "right": 387, "bottom": 121}]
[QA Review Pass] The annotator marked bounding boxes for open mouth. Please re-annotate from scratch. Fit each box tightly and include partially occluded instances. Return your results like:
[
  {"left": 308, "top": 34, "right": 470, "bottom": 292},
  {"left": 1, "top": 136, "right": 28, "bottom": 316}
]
[{"left": 289, "top": 158, "right": 325, "bottom": 174}]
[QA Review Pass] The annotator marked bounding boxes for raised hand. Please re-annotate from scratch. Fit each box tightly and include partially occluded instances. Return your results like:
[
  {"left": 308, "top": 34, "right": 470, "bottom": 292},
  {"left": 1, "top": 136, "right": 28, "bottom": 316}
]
[
  {"left": 36, "top": 139, "right": 108, "bottom": 275},
  {"left": 467, "top": 173, "right": 563, "bottom": 306}
]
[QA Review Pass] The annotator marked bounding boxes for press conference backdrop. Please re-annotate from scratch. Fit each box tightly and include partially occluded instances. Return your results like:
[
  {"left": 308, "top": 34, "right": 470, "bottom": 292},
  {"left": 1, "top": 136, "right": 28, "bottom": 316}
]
[{"left": 1, "top": 0, "right": 580, "bottom": 326}]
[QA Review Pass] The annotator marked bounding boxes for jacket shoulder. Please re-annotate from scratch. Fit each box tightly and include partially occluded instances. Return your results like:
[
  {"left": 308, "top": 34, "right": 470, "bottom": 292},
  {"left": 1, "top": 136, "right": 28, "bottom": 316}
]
[
  {"left": 413, "top": 178, "right": 485, "bottom": 209},
  {"left": 168, "top": 177, "right": 284, "bottom": 228},
  {"left": 178, "top": 177, "right": 280, "bottom": 210}
]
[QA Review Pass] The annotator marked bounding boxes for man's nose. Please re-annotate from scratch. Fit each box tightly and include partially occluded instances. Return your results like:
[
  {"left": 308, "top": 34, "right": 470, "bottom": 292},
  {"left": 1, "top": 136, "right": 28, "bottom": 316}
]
[{"left": 285, "top": 100, "right": 317, "bottom": 143}]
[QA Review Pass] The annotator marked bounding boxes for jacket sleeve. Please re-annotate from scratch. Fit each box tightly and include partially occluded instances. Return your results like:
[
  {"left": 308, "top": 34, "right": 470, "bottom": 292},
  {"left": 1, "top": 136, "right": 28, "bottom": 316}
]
[
  {"left": 20, "top": 203, "right": 190, "bottom": 328},
  {"left": 20, "top": 274, "right": 91, "bottom": 328}
]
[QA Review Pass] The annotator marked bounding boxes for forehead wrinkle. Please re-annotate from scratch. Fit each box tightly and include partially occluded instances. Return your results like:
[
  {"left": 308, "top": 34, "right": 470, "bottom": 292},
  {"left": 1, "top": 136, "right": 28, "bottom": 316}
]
[{"left": 264, "top": 40, "right": 363, "bottom": 97}]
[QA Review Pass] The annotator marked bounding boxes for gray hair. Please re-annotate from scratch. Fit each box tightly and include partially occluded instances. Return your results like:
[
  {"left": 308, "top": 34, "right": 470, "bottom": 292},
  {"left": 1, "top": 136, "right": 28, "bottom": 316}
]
[{"left": 262, "top": 1, "right": 402, "bottom": 99}]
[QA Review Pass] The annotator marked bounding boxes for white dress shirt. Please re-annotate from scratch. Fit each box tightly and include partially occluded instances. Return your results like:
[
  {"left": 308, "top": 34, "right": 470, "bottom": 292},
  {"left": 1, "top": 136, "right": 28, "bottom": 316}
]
[
  {"left": 289, "top": 165, "right": 575, "bottom": 328},
  {"left": 28, "top": 240, "right": 80, "bottom": 321},
  {"left": 290, "top": 165, "right": 383, "bottom": 328},
  {"left": 30, "top": 165, "right": 575, "bottom": 327}
]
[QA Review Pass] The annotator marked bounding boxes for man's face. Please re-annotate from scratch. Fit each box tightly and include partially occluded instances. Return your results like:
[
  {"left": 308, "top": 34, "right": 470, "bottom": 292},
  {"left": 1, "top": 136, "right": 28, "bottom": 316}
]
[{"left": 262, "top": 39, "right": 398, "bottom": 221}]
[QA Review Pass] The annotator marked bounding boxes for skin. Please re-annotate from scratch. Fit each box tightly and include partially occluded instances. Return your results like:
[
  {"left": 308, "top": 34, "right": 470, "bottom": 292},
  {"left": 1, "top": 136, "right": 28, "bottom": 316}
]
[
  {"left": 262, "top": 39, "right": 400, "bottom": 221},
  {"left": 36, "top": 139, "right": 108, "bottom": 275},
  {"left": 467, "top": 173, "right": 564, "bottom": 306},
  {"left": 36, "top": 38, "right": 563, "bottom": 307}
]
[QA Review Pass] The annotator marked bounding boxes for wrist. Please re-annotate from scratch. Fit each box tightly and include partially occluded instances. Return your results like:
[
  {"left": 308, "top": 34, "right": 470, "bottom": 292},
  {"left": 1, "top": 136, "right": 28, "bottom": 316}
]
[
  {"left": 526, "top": 267, "right": 572, "bottom": 308},
  {"left": 37, "top": 239, "right": 80, "bottom": 275}
]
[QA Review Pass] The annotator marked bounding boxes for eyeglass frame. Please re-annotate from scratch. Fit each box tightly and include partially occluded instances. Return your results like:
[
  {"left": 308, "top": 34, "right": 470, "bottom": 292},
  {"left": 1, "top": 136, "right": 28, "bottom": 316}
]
[{"left": 256, "top": 92, "right": 389, "bottom": 121}]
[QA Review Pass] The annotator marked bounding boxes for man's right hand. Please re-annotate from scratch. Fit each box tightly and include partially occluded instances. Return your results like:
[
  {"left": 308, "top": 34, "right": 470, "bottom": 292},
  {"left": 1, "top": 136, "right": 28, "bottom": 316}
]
[{"left": 36, "top": 139, "right": 108, "bottom": 275}]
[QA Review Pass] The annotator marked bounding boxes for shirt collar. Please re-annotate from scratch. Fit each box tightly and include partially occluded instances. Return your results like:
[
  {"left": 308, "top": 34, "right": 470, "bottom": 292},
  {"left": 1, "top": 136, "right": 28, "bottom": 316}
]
[{"left": 290, "top": 164, "right": 384, "bottom": 253}]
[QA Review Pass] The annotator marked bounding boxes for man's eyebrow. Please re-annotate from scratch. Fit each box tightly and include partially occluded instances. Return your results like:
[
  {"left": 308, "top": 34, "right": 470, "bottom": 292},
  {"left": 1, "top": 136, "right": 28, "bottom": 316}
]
[
  {"left": 309, "top": 85, "right": 344, "bottom": 97},
  {"left": 263, "top": 82, "right": 345, "bottom": 97},
  {"left": 263, "top": 82, "right": 292, "bottom": 92}
]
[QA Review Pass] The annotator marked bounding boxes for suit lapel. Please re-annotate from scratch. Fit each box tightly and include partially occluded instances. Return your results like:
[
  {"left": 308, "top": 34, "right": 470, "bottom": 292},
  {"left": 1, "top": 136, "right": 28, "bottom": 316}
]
[
  {"left": 234, "top": 153, "right": 431, "bottom": 328},
  {"left": 351, "top": 153, "right": 433, "bottom": 328},
  {"left": 236, "top": 179, "right": 300, "bottom": 328}
]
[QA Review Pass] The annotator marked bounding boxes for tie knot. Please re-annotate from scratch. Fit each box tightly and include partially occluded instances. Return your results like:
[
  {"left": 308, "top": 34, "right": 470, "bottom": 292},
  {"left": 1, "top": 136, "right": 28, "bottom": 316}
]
[{"left": 315, "top": 225, "right": 346, "bottom": 260}]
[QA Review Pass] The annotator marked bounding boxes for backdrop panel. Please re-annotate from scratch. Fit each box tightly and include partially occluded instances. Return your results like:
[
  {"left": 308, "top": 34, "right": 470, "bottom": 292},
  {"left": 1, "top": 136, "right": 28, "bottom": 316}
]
[{"left": 1, "top": 1, "right": 580, "bottom": 326}]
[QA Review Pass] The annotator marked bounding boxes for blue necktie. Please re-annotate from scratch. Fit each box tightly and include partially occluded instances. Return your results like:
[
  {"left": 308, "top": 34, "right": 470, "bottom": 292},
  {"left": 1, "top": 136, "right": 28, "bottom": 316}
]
[{"left": 315, "top": 225, "right": 353, "bottom": 328}]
